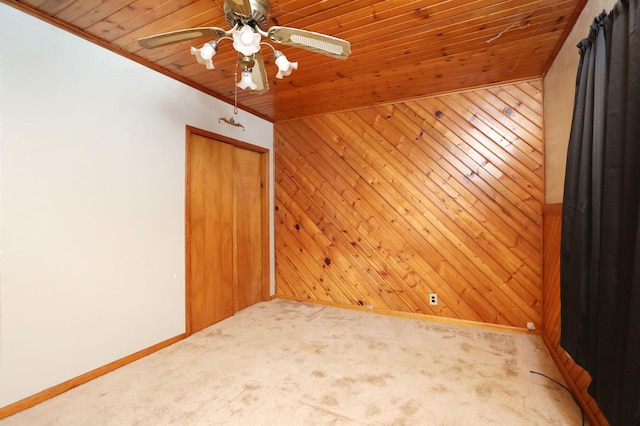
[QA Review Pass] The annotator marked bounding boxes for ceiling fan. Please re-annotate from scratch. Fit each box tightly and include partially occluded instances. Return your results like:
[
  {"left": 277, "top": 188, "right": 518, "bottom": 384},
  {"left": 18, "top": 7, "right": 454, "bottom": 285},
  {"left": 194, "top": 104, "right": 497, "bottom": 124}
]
[{"left": 138, "top": 0, "right": 351, "bottom": 95}]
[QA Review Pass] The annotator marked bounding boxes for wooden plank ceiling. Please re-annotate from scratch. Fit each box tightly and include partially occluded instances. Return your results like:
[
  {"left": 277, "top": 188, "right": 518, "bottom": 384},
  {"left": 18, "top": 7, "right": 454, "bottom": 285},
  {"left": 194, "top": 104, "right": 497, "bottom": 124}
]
[{"left": 5, "top": 0, "right": 586, "bottom": 121}]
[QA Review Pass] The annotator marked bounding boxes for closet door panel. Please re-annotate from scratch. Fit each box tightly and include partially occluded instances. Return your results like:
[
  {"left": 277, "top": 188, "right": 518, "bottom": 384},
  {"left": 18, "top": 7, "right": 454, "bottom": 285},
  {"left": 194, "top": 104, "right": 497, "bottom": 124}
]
[
  {"left": 234, "top": 147, "right": 264, "bottom": 311},
  {"left": 187, "top": 134, "right": 235, "bottom": 332}
]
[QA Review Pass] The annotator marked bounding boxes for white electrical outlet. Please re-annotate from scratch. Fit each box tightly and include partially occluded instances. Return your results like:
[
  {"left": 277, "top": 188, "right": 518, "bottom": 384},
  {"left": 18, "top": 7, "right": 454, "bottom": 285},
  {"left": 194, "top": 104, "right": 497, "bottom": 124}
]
[
  {"left": 527, "top": 322, "right": 536, "bottom": 330},
  {"left": 429, "top": 293, "right": 438, "bottom": 305}
]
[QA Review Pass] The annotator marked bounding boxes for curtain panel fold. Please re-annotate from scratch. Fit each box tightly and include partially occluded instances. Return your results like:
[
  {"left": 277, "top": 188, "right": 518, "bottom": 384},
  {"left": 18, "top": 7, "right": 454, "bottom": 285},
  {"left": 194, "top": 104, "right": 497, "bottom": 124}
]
[{"left": 560, "top": 1, "right": 640, "bottom": 424}]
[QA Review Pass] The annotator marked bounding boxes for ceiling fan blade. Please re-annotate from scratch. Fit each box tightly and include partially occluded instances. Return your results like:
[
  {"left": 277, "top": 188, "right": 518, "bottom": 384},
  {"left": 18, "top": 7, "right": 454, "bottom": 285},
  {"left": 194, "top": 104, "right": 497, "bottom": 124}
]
[
  {"left": 227, "top": 0, "right": 252, "bottom": 16},
  {"left": 250, "top": 50, "right": 269, "bottom": 94},
  {"left": 138, "top": 27, "right": 228, "bottom": 49},
  {"left": 267, "top": 26, "right": 351, "bottom": 60}
]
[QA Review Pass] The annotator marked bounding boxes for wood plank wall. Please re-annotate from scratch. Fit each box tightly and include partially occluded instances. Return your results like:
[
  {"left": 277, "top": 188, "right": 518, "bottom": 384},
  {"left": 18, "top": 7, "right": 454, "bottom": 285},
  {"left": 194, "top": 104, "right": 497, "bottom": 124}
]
[
  {"left": 542, "top": 204, "right": 608, "bottom": 425},
  {"left": 274, "top": 80, "right": 544, "bottom": 329}
]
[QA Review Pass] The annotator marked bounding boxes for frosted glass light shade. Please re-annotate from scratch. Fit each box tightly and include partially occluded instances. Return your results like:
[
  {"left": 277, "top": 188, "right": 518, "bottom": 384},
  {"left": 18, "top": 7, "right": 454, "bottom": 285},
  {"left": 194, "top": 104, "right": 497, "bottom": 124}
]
[
  {"left": 232, "top": 26, "right": 261, "bottom": 56},
  {"left": 274, "top": 51, "right": 298, "bottom": 79},
  {"left": 190, "top": 41, "right": 218, "bottom": 70},
  {"left": 237, "top": 69, "right": 258, "bottom": 90}
]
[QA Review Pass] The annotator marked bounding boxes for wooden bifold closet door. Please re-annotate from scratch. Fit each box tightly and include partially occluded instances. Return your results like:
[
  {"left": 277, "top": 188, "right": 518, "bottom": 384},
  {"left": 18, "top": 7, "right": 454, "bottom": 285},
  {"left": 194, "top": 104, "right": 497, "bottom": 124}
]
[{"left": 186, "top": 128, "right": 268, "bottom": 334}]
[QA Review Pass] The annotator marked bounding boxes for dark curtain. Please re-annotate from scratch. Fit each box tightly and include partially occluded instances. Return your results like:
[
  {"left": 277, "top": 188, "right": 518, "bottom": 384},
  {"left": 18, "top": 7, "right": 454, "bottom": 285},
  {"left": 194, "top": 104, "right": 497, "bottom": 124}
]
[{"left": 560, "top": 0, "right": 640, "bottom": 425}]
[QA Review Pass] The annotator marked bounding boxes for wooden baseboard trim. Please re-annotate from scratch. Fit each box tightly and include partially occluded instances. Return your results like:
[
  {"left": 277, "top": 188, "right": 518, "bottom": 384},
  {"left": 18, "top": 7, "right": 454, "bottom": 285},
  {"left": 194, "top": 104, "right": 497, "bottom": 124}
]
[
  {"left": 543, "top": 203, "right": 563, "bottom": 215},
  {"left": 274, "top": 295, "right": 537, "bottom": 335},
  {"left": 0, "top": 333, "right": 187, "bottom": 420},
  {"left": 541, "top": 334, "right": 601, "bottom": 426}
]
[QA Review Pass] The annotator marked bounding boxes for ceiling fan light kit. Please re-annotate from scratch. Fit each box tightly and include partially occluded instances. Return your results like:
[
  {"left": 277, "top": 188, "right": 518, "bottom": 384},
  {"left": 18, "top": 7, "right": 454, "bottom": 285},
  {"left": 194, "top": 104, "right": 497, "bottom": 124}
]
[
  {"left": 138, "top": 0, "right": 351, "bottom": 95},
  {"left": 232, "top": 25, "right": 261, "bottom": 56},
  {"left": 237, "top": 69, "right": 258, "bottom": 91},
  {"left": 274, "top": 51, "right": 297, "bottom": 79},
  {"left": 190, "top": 41, "right": 219, "bottom": 70}
]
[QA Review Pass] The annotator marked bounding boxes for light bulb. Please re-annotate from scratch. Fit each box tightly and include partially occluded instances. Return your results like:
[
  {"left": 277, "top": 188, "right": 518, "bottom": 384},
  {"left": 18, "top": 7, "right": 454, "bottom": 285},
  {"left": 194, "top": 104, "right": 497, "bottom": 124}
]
[
  {"left": 241, "top": 29, "right": 254, "bottom": 45},
  {"left": 232, "top": 26, "right": 261, "bottom": 56}
]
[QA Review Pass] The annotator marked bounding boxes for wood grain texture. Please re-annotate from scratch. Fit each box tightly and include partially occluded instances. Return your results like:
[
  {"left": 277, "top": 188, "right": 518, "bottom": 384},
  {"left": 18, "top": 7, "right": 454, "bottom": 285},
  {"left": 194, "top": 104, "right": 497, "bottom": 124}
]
[
  {"left": 542, "top": 205, "right": 608, "bottom": 426},
  {"left": 234, "top": 147, "right": 265, "bottom": 311},
  {"left": 187, "top": 133, "right": 235, "bottom": 332},
  {"left": 186, "top": 128, "right": 269, "bottom": 333},
  {"left": 3, "top": 0, "right": 587, "bottom": 121},
  {"left": 274, "top": 80, "right": 544, "bottom": 329}
]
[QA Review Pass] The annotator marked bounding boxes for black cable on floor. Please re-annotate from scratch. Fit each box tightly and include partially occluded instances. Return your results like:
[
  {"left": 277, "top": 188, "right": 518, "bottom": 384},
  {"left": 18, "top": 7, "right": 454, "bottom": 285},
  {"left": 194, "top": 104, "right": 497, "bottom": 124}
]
[{"left": 529, "top": 370, "right": 585, "bottom": 426}]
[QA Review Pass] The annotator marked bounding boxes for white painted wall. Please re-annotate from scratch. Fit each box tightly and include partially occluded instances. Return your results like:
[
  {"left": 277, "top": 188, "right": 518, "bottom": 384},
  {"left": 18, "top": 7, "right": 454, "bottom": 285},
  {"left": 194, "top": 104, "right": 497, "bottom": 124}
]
[
  {"left": 0, "top": 4, "right": 273, "bottom": 407},
  {"left": 543, "top": 0, "right": 617, "bottom": 204}
]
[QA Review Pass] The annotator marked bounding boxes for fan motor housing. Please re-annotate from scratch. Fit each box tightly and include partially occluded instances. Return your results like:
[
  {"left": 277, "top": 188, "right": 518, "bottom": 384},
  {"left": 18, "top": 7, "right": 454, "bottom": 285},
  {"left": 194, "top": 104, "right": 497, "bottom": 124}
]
[{"left": 224, "top": 0, "right": 271, "bottom": 30}]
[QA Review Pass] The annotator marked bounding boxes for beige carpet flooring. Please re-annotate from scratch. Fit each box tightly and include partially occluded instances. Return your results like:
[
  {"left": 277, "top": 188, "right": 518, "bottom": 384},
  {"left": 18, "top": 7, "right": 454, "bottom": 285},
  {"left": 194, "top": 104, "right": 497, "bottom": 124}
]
[{"left": 1, "top": 299, "right": 583, "bottom": 425}]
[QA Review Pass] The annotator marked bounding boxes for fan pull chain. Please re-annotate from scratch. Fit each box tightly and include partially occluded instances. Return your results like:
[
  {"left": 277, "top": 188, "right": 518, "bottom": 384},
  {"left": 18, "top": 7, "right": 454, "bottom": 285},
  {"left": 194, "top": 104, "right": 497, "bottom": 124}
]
[{"left": 234, "top": 64, "right": 239, "bottom": 115}]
